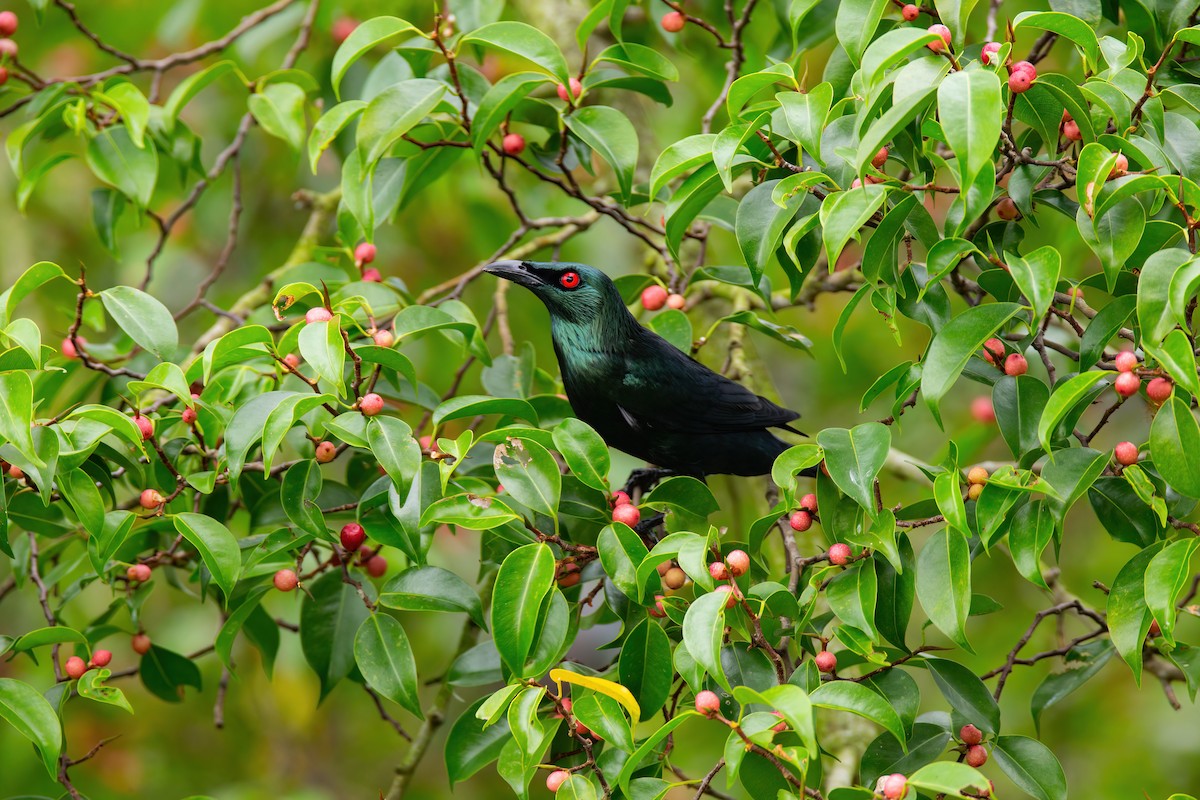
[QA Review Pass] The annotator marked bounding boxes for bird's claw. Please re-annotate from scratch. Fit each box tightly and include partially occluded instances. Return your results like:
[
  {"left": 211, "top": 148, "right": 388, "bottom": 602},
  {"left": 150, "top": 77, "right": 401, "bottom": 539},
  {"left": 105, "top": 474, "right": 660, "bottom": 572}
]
[{"left": 622, "top": 467, "right": 676, "bottom": 496}]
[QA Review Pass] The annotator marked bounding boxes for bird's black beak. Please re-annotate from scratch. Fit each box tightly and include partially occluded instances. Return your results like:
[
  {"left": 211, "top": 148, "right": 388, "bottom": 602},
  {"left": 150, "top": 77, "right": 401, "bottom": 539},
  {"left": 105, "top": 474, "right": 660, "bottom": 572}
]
[{"left": 483, "top": 260, "right": 543, "bottom": 288}]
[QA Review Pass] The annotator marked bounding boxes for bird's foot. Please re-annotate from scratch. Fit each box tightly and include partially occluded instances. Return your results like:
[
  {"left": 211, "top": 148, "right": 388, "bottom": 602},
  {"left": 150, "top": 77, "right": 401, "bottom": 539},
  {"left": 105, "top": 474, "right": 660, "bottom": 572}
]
[
  {"left": 634, "top": 512, "right": 667, "bottom": 545},
  {"left": 622, "top": 467, "right": 676, "bottom": 497}
]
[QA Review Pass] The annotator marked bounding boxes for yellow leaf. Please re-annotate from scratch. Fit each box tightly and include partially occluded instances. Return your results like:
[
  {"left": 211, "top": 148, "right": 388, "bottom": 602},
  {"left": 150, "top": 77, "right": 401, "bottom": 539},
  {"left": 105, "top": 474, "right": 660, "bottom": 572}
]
[{"left": 548, "top": 668, "right": 641, "bottom": 722}]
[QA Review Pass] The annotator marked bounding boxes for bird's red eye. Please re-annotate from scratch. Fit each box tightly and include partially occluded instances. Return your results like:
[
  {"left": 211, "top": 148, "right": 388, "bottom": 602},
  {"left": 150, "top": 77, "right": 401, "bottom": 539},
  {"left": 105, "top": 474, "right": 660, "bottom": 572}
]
[{"left": 559, "top": 271, "right": 581, "bottom": 289}]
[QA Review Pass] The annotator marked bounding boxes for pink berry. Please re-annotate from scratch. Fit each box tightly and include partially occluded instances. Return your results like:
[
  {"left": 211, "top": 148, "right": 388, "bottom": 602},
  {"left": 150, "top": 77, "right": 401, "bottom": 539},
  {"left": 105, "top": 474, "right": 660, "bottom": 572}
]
[
  {"left": 715, "top": 584, "right": 741, "bottom": 608},
  {"left": 127, "top": 563, "right": 152, "bottom": 582},
  {"left": 971, "top": 396, "right": 995, "bottom": 423},
  {"left": 641, "top": 285, "right": 668, "bottom": 311},
  {"left": 996, "top": 197, "right": 1019, "bottom": 220},
  {"left": 1114, "top": 351, "right": 1138, "bottom": 372},
  {"left": 61, "top": 337, "right": 80, "bottom": 359},
  {"left": 556, "top": 77, "right": 582, "bottom": 101},
  {"left": 981, "top": 337, "right": 1005, "bottom": 365},
  {"left": 502, "top": 133, "right": 526, "bottom": 155},
  {"left": 1009, "top": 69, "right": 1034, "bottom": 93},
  {"left": 283, "top": 353, "right": 301, "bottom": 369},
  {"left": 65, "top": 656, "right": 87, "bottom": 680},
  {"left": 131, "top": 634, "right": 152, "bottom": 655},
  {"left": 546, "top": 770, "right": 570, "bottom": 792},
  {"left": 661, "top": 11, "right": 686, "bottom": 32},
  {"left": 360, "top": 392, "right": 385, "bottom": 416},
  {"left": 881, "top": 773, "right": 907, "bottom": 800},
  {"left": 1011, "top": 60, "right": 1036, "bottom": 78},
  {"left": 851, "top": 178, "right": 863, "bottom": 189},
  {"left": 666, "top": 293, "right": 686, "bottom": 310},
  {"left": 611, "top": 490, "right": 631, "bottom": 507},
  {"left": 1004, "top": 353, "right": 1028, "bottom": 376},
  {"left": 89, "top": 649, "right": 112, "bottom": 668},
  {"left": 815, "top": 650, "right": 837, "bottom": 672},
  {"left": 1110, "top": 153, "right": 1129, "bottom": 178},
  {"left": 872, "top": 147, "right": 889, "bottom": 169},
  {"left": 789, "top": 510, "right": 812, "bottom": 531},
  {"left": 315, "top": 440, "right": 337, "bottom": 463},
  {"left": 828, "top": 542, "right": 852, "bottom": 565},
  {"left": 612, "top": 503, "right": 640, "bottom": 527},
  {"left": 355, "top": 242, "right": 376, "bottom": 265},
  {"left": 695, "top": 689, "right": 721, "bottom": 715},
  {"left": 274, "top": 569, "right": 299, "bottom": 591},
  {"left": 373, "top": 329, "right": 394, "bottom": 347},
  {"left": 902, "top": 4, "right": 919, "bottom": 21},
  {"left": 0, "top": 11, "right": 17, "bottom": 37},
  {"left": 180, "top": 406, "right": 197, "bottom": 425},
  {"left": 305, "top": 307, "right": 333, "bottom": 324},
  {"left": 726, "top": 549, "right": 750, "bottom": 577},
  {"left": 0, "top": 66, "right": 9, "bottom": 86},
  {"left": 366, "top": 555, "right": 388, "bottom": 577},
  {"left": 927, "top": 24, "right": 951, "bottom": 51},
  {"left": 362, "top": 268, "right": 382, "bottom": 282},
  {"left": 134, "top": 414, "right": 154, "bottom": 440},
  {"left": 965, "top": 744, "right": 988, "bottom": 767},
  {"left": 0, "top": 38, "right": 17, "bottom": 59},
  {"left": 1062, "top": 119, "right": 1081, "bottom": 141},
  {"left": 981, "top": 41, "right": 1001, "bottom": 65},
  {"left": 799, "top": 493, "right": 818, "bottom": 513},
  {"left": 1114, "top": 441, "right": 1139, "bottom": 466},
  {"left": 139, "top": 489, "right": 163, "bottom": 510},
  {"left": 331, "top": 17, "right": 358, "bottom": 44},
  {"left": 340, "top": 523, "right": 366, "bottom": 551},
  {"left": 709, "top": 561, "right": 730, "bottom": 580},
  {"left": 650, "top": 594, "right": 667, "bottom": 617},
  {"left": 960, "top": 724, "right": 983, "bottom": 745},
  {"left": 1147, "top": 377, "right": 1173, "bottom": 403},
  {"left": 1114, "top": 371, "right": 1141, "bottom": 398}
]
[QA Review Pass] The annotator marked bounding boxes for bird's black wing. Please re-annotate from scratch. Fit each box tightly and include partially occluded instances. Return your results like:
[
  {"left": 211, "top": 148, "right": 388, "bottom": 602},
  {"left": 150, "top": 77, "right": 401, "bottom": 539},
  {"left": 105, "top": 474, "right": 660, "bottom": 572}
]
[{"left": 612, "top": 331, "right": 799, "bottom": 435}]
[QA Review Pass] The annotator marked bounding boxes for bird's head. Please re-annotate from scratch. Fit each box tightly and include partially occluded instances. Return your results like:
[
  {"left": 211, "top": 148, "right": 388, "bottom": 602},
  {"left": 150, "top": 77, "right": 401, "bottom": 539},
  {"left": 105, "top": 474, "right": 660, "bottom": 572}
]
[{"left": 483, "top": 260, "right": 622, "bottom": 325}]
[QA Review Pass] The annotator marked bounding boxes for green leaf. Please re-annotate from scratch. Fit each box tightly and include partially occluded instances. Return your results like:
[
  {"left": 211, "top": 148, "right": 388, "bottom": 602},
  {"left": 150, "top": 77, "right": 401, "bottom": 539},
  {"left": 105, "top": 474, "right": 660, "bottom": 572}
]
[
  {"left": 491, "top": 543, "right": 555, "bottom": 676},
  {"left": 1138, "top": 249, "right": 1191, "bottom": 345},
  {"left": 649, "top": 133, "right": 716, "bottom": 200},
  {"left": 737, "top": 179, "right": 804, "bottom": 285},
  {"left": 820, "top": 183, "right": 888, "bottom": 268},
  {"left": 332, "top": 17, "right": 420, "bottom": 98},
  {"left": 1007, "top": 247, "right": 1060, "bottom": 321},
  {"left": 60, "top": 468, "right": 105, "bottom": 536},
  {"left": 827, "top": 559, "right": 879, "bottom": 639},
  {"left": 301, "top": 570, "right": 373, "bottom": 699},
  {"left": 0, "top": 371, "right": 37, "bottom": 464},
  {"left": 1107, "top": 543, "right": 1163, "bottom": 683},
  {"left": 1014, "top": 10, "right": 1100, "bottom": 69},
  {"left": 163, "top": 60, "right": 239, "bottom": 129},
  {"left": 379, "top": 566, "right": 487, "bottom": 629},
  {"left": 1145, "top": 538, "right": 1200, "bottom": 645},
  {"left": 925, "top": 657, "right": 1000, "bottom": 732},
  {"left": 619, "top": 619, "right": 673, "bottom": 722},
  {"left": 934, "top": 471, "right": 968, "bottom": 535},
  {"left": 921, "top": 303, "right": 1023, "bottom": 425},
  {"left": 140, "top": 644, "right": 203, "bottom": 703},
  {"left": 598, "top": 523, "right": 649, "bottom": 600},
  {"left": 1145, "top": 329, "right": 1200, "bottom": 400},
  {"left": 811, "top": 680, "right": 905, "bottom": 748},
  {"left": 1030, "top": 640, "right": 1114, "bottom": 731},
  {"left": 461, "top": 21, "right": 571, "bottom": 84},
  {"left": 1149, "top": 397, "right": 1200, "bottom": 498},
  {"left": 855, "top": 83, "right": 940, "bottom": 177},
  {"left": 172, "top": 513, "right": 242, "bottom": 600},
  {"left": 470, "top": 72, "right": 549, "bottom": 153},
  {"left": 76, "top": 668, "right": 133, "bottom": 713},
  {"left": 446, "top": 697, "right": 512, "bottom": 786},
  {"left": 1079, "top": 295, "right": 1134, "bottom": 371},
  {"left": 861, "top": 29, "right": 942, "bottom": 89},
  {"left": 0, "top": 261, "right": 69, "bottom": 327},
  {"left": 916, "top": 529, "right": 973, "bottom": 652},
  {"left": 1037, "top": 371, "right": 1109, "bottom": 452},
  {"left": 815, "top": 423, "right": 890, "bottom": 516},
  {"left": 938, "top": 69, "right": 1003, "bottom": 192},
  {"left": 616, "top": 712, "right": 699, "bottom": 794},
  {"left": 298, "top": 317, "right": 347, "bottom": 395},
  {"left": 732, "top": 684, "right": 817, "bottom": 758},
  {"left": 16, "top": 152, "right": 74, "bottom": 213},
  {"left": 907, "top": 760, "right": 991, "bottom": 799},
  {"left": 248, "top": 83, "right": 307, "bottom": 151},
  {"left": 991, "top": 734, "right": 1068, "bottom": 800},
  {"left": 100, "top": 285, "right": 178, "bottom": 360},
  {"left": 355, "top": 613, "right": 422, "bottom": 718},
  {"left": 85, "top": 126, "right": 158, "bottom": 207},
  {"left": 0, "top": 677, "right": 64, "bottom": 778},
  {"left": 565, "top": 105, "right": 638, "bottom": 204},
  {"left": 778, "top": 84, "right": 832, "bottom": 163},
  {"left": 553, "top": 418, "right": 610, "bottom": 493},
  {"left": 493, "top": 437, "right": 561, "bottom": 526},
  {"left": 434, "top": 395, "right": 538, "bottom": 427},
  {"left": 1008, "top": 500, "right": 1056, "bottom": 589},
  {"left": 357, "top": 79, "right": 448, "bottom": 167},
  {"left": 683, "top": 590, "right": 731, "bottom": 691},
  {"left": 308, "top": 100, "right": 366, "bottom": 173},
  {"left": 282, "top": 460, "right": 326, "bottom": 539},
  {"left": 835, "top": 0, "right": 890, "bottom": 63},
  {"left": 368, "top": 416, "right": 421, "bottom": 488},
  {"left": 420, "top": 493, "right": 521, "bottom": 530}
]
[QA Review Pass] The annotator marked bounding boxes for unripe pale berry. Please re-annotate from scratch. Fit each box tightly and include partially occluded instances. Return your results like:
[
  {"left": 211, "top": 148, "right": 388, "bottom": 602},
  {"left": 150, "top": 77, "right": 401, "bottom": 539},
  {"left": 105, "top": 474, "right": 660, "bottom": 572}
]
[
  {"left": 960, "top": 723, "right": 983, "bottom": 745},
  {"left": 981, "top": 41, "right": 1001, "bottom": 65},
  {"left": 65, "top": 656, "right": 87, "bottom": 680},
  {"left": 1147, "top": 377, "right": 1173, "bottom": 403},
  {"left": 967, "top": 483, "right": 984, "bottom": 501},
  {"left": 966, "top": 744, "right": 988, "bottom": 767},
  {"left": 726, "top": 549, "right": 750, "bottom": 577},
  {"left": 828, "top": 542, "right": 852, "bottom": 565},
  {"left": 366, "top": 555, "right": 388, "bottom": 577},
  {"left": 1114, "top": 351, "right": 1138, "bottom": 372},
  {"left": 305, "top": 307, "right": 333, "bottom": 324},
  {"left": 967, "top": 466, "right": 989, "bottom": 485},
  {"left": 127, "top": 563, "right": 152, "bottom": 582},
  {"left": 715, "top": 584, "right": 741, "bottom": 608},
  {"left": 666, "top": 293, "right": 686, "bottom": 310},
  {"left": 800, "top": 493, "right": 818, "bottom": 513},
  {"left": 139, "top": 489, "right": 164, "bottom": 509},
  {"left": 656, "top": 561, "right": 673, "bottom": 577},
  {"left": 340, "top": 522, "right": 367, "bottom": 551},
  {"left": 502, "top": 133, "right": 526, "bottom": 155},
  {"left": 1009, "top": 69, "right": 1034, "bottom": 93},
  {"left": 996, "top": 197, "right": 1019, "bottom": 220},
  {"left": 1114, "top": 371, "right": 1141, "bottom": 398},
  {"left": 927, "top": 24, "right": 951, "bottom": 51},
  {"left": 315, "top": 440, "right": 337, "bottom": 463},
  {"left": 982, "top": 337, "right": 1005, "bottom": 365},
  {"left": 7, "top": 464, "right": 21, "bottom": 480},
  {"left": 283, "top": 353, "right": 301, "bottom": 369},
  {"left": 1110, "top": 153, "right": 1129, "bottom": 178},
  {"left": 1114, "top": 441, "right": 1139, "bottom": 466},
  {"left": 663, "top": 567, "right": 687, "bottom": 590},
  {"left": 613, "top": 503, "right": 641, "bottom": 527},
  {"left": 131, "top": 634, "right": 152, "bottom": 655},
  {"left": 695, "top": 689, "right": 721, "bottom": 715},
  {"left": 556, "top": 77, "right": 582, "bottom": 101},
  {"left": 1005, "top": 353, "right": 1028, "bottom": 376},
  {"left": 709, "top": 561, "right": 730, "bottom": 580},
  {"left": 641, "top": 284, "right": 668, "bottom": 311},
  {"left": 612, "top": 490, "right": 631, "bottom": 507},
  {"left": 851, "top": 177, "right": 863, "bottom": 189},
  {"left": 546, "top": 770, "right": 570, "bottom": 792},
  {"left": 882, "top": 773, "right": 908, "bottom": 800},
  {"left": 872, "top": 147, "right": 889, "bottom": 169},
  {"left": 0, "top": 38, "right": 17, "bottom": 59},
  {"left": 355, "top": 242, "right": 376, "bottom": 265},
  {"left": 182, "top": 407, "right": 197, "bottom": 425},
  {"left": 661, "top": 11, "right": 686, "bottom": 32},
  {"left": 274, "top": 569, "right": 299, "bottom": 591},
  {"left": 90, "top": 649, "right": 112, "bottom": 668},
  {"left": 62, "top": 337, "right": 81, "bottom": 359},
  {"left": 360, "top": 392, "right": 385, "bottom": 416},
  {"left": 372, "top": 329, "right": 394, "bottom": 348},
  {"left": 1062, "top": 119, "right": 1081, "bottom": 141},
  {"left": 134, "top": 415, "right": 154, "bottom": 440},
  {"left": 789, "top": 510, "right": 813, "bottom": 531},
  {"left": 815, "top": 650, "right": 837, "bottom": 672},
  {"left": 650, "top": 594, "right": 667, "bottom": 617},
  {"left": 362, "top": 268, "right": 382, "bottom": 282},
  {"left": 901, "top": 4, "right": 919, "bottom": 21},
  {"left": 971, "top": 396, "right": 996, "bottom": 423},
  {"left": 0, "top": 11, "right": 17, "bottom": 37}
]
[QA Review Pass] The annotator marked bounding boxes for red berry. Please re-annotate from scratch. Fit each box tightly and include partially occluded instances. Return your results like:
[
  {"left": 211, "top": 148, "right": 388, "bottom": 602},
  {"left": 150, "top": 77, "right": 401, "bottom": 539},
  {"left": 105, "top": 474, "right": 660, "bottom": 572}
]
[
  {"left": 815, "top": 650, "right": 837, "bottom": 672},
  {"left": 0, "top": 38, "right": 17, "bottom": 59},
  {"left": 695, "top": 689, "right": 721, "bottom": 715},
  {"left": 558, "top": 562, "right": 581, "bottom": 587},
  {"left": 1114, "top": 441, "right": 1139, "bottom": 466},
  {"left": 65, "top": 656, "right": 87, "bottom": 680},
  {"left": 1114, "top": 371, "right": 1141, "bottom": 398},
  {"left": 828, "top": 543, "right": 852, "bottom": 566},
  {"left": 927, "top": 24, "right": 951, "bottom": 51},
  {"left": 61, "top": 337, "right": 80, "bottom": 359},
  {"left": 556, "top": 77, "right": 582, "bottom": 101},
  {"left": 134, "top": 415, "right": 154, "bottom": 440},
  {"left": 127, "top": 563, "right": 152, "bottom": 582},
  {"left": 1011, "top": 60, "right": 1036, "bottom": 78},
  {"left": 0, "top": 11, "right": 17, "bottom": 37},
  {"left": 971, "top": 396, "right": 996, "bottom": 423},
  {"left": 1114, "top": 351, "right": 1138, "bottom": 372},
  {"left": 139, "top": 489, "right": 164, "bottom": 510},
  {"left": 372, "top": 329, "right": 394, "bottom": 348},
  {"left": 362, "top": 268, "right": 382, "bottom": 282},
  {"left": 641, "top": 284, "right": 668, "bottom": 310},
  {"left": 612, "top": 503, "right": 641, "bottom": 527},
  {"left": 965, "top": 744, "right": 988, "bottom": 767},
  {"left": 799, "top": 493, "right": 818, "bottom": 513},
  {"left": 981, "top": 41, "right": 1001, "bottom": 65},
  {"left": 996, "top": 197, "right": 1019, "bottom": 220},
  {"left": 0, "top": 65, "right": 7, "bottom": 86},
  {"left": 366, "top": 555, "right": 388, "bottom": 577},
  {"left": 715, "top": 584, "right": 740, "bottom": 608},
  {"left": 789, "top": 510, "right": 812, "bottom": 531},
  {"left": 274, "top": 569, "right": 299, "bottom": 591},
  {"left": 611, "top": 490, "right": 631, "bottom": 507},
  {"left": 709, "top": 561, "right": 729, "bottom": 580},
  {"left": 331, "top": 17, "right": 358, "bottom": 44},
  {"left": 340, "top": 523, "right": 367, "bottom": 551},
  {"left": 650, "top": 594, "right": 667, "bottom": 617},
  {"left": 1110, "top": 153, "right": 1129, "bottom": 179},
  {"left": 502, "top": 133, "right": 526, "bottom": 155},
  {"left": 360, "top": 392, "right": 385, "bottom": 416},
  {"left": 1149, "top": 619, "right": 1162, "bottom": 637},
  {"left": 1009, "top": 69, "right": 1034, "bottom": 93},
  {"left": 902, "top": 4, "right": 919, "bottom": 21},
  {"left": 1004, "top": 353, "right": 1028, "bottom": 376},
  {"left": 90, "top": 649, "right": 112, "bottom": 668},
  {"left": 661, "top": 11, "right": 686, "bottom": 32},
  {"left": 981, "top": 337, "right": 1005, "bottom": 365},
  {"left": 1062, "top": 119, "right": 1081, "bottom": 141},
  {"left": 872, "top": 147, "right": 889, "bottom": 169},
  {"left": 726, "top": 549, "right": 750, "bottom": 577},
  {"left": 181, "top": 407, "right": 197, "bottom": 425},
  {"left": 960, "top": 723, "right": 983, "bottom": 745},
  {"left": 355, "top": 242, "right": 376, "bottom": 265},
  {"left": 546, "top": 770, "right": 570, "bottom": 792},
  {"left": 6, "top": 464, "right": 22, "bottom": 480},
  {"left": 1147, "top": 377, "right": 1173, "bottom": 403},
  {"left": 131, "top": 634, "right": 152, "bottom": 655},
  {"left": 850, "top": 177, "right": 863, "bottom": 189},
  {"left": 315, "top": 440, "right": 337, "bottom": 463},
  {"left": 881, "top": 773, "right": 908, "bottom": 800},
  {"left": 283, "top": 353, "right": 301, "bottom": 369},
  {"left": 305, "top": 307, "right": 333, "bottom": 324},
  {"left": 666, "top": 293, "right": 686, "bottom": 310}
]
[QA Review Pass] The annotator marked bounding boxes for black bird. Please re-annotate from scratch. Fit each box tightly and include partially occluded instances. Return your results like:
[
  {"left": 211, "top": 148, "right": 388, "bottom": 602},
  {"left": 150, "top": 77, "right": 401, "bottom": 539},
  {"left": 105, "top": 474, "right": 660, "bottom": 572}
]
[{"left": 483, "top": 260, "right": 800, "bottom": 477}]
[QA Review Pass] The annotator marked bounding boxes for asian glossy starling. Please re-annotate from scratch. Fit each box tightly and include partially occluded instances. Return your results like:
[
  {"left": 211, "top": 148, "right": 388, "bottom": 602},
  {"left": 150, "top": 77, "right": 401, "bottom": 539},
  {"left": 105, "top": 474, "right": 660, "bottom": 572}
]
[{"left": 483, "top": 260, "right": 800, "bottom": 477}]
